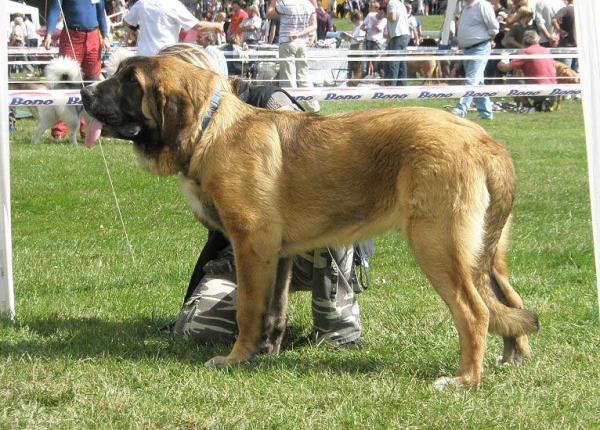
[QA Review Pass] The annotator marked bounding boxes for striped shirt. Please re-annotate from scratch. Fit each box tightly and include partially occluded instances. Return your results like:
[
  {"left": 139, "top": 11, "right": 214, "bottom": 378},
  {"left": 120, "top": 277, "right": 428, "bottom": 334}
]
[{"left": 275, "top": 0, "right": 315, "bottom": 44}]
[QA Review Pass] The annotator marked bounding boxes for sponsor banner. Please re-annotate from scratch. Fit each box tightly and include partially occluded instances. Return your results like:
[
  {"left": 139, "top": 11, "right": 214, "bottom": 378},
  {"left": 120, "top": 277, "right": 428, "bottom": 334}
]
[
  {"left": 7, "top": 46, "right": 577, "bottom": 60},
  {"left": 288, "top": 84, "right": 582, "bottom": 102},
  {"left": 8, "top": 90, "right": 83, "bottom": 107},
  {"left": 8, "top": 85, "right": 581, "bottom": 106}
]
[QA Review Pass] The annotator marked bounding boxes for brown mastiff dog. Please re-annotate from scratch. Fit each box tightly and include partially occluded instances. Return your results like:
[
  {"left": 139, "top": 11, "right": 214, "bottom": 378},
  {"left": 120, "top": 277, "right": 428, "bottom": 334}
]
[
  {"left": 553, "top": 60, "right": 580, "bottom": 111},
  {"left": 81, "top": 56, "right": 538, "bottom": 389}
]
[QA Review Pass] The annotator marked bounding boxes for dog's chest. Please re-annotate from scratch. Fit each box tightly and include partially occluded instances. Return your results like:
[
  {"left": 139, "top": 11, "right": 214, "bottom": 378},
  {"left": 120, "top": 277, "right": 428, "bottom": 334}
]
[{"left": 180, "top": 176, "right": 223, "bottom": 230}]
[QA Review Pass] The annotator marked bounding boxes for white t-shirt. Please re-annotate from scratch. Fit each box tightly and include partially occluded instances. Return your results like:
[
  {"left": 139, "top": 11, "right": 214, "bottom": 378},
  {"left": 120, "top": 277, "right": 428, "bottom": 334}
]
[
  {"left": 125, "top": 0, "right": 199, "bottom": 56},
  {"left": 240, "top": 15, "right": 262, "bottom": 42},
  {"left": 350, "top": 23, "right": 365, "bottom": 47},
  {"left": 365, "top": 12, "right": 386, "bottom": 43}
]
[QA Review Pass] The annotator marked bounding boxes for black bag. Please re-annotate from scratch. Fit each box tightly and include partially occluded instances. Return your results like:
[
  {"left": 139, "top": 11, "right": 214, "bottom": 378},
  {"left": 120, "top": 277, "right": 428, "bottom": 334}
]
[{"left": 351, "top": 240, "right": 375, "bottom": 293}]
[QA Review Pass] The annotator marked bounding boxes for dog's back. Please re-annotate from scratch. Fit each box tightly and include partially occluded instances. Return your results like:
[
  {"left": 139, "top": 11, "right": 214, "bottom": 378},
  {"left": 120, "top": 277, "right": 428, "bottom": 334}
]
[{"left": 229, "top": 106, "right": 512, "bottom": 254}]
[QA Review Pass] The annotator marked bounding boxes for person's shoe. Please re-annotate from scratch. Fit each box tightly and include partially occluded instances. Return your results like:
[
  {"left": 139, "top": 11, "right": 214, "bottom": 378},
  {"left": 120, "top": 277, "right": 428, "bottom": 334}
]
[
  {"left": 337, "top": 337, "right": 364, "bottom": 350},
  {"left": 475, "top": 115, "right": 493, "bottom": 120},
  {"left": 452, "top": 110, "right": 465, "bottom": 118}
]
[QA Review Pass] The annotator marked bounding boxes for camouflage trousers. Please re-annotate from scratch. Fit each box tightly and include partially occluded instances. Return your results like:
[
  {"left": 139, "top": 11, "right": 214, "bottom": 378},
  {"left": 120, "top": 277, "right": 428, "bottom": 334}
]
[{"left": 172, "top": 246, "right": 362, "bottom": 346}]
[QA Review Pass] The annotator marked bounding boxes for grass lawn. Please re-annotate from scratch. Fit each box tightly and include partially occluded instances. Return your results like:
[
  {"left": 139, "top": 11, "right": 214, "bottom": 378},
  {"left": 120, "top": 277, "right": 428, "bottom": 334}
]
[
  {"left": 2, "top": 94, "right": 598, "bottom": 428},
  {"left": 2, "top": 14, "right": 599, "bottom": 427}
]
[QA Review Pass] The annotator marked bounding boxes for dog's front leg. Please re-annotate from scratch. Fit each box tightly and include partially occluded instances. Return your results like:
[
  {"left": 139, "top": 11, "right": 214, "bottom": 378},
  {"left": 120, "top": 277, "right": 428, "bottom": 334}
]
[{"left": 204, "top": 239, "right": 280, "bottom": 367}]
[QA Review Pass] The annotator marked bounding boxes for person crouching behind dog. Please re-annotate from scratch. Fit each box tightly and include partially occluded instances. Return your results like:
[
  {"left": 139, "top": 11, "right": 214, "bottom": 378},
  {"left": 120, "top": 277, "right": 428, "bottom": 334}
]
[
  {"left": 498, "top": 30, "right": 557, "bottom": 112},
  {"left": 157, "top": 44, "right": 374, "bottom": 349}
]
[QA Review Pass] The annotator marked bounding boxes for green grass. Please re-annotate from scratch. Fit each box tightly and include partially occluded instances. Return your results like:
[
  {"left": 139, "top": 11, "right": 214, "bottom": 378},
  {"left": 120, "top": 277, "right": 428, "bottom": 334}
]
[
  {"left": 1, "top": 96, "right": 599, "bottom": 428},
  {"left": 334, "top": 13, "right": 445, "bottom": 33}
]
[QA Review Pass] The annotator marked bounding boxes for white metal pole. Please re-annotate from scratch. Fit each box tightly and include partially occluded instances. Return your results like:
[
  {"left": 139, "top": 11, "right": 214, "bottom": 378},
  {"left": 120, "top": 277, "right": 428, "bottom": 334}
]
[
  {"left": 440, "top": 0, "right": 460, "bottom": 47},
  {"left": 0, "top": 1, "right": 15, "bottom": 318},
  {"left": 575, "top": 0, "right": 600, "bottom": 316}
]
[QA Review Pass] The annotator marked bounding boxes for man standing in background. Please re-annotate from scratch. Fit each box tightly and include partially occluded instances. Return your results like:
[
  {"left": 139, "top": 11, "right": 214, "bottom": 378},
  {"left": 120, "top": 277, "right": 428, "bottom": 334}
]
[
  {"left": 228, "top": 1, "right": 249, "bottom": 38},
  {"left": 385, "top": 0, "right": 410, "bottom": 86},
  {"left": 316, "top": 0, "right": 334, "bottom": 41},
  {"left": 534, "top": 0, "right": 565, "bottom": 47},
  {"left": 43, "top": 0, "right": 111, "bottom": 79},
  {"left": 266, "top": 0, "right": 321, "bottom": 112},
  {"left": 43, "top": 0, "right": 112, "bottom": 139},
  {"left": 552, "top": 0, "right": 577, "bottom": 71},
  {"left": 124, "top": 0, "right": 224, "bottom": 56},
  {"left": 452, "top": 0, "right": 498, "bottom": 120}
]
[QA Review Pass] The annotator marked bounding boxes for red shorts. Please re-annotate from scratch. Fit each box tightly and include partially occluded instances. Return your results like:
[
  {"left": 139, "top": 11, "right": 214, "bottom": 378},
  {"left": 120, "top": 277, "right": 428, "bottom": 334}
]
[{"left": 58, "top": 28, "right": 102, "bottom": 78}]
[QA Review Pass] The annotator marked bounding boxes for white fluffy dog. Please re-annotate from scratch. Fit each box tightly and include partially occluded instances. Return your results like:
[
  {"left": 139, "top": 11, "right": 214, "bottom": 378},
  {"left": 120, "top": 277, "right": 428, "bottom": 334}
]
[{"left": 29, "top": 56, "right": 89, "bottom": 144}]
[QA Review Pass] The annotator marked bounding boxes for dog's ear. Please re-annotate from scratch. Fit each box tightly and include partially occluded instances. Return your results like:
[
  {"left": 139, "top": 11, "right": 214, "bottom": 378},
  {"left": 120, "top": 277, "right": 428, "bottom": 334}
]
[{"left": 156, "top": 85, "right": 197, "bottom": 150}]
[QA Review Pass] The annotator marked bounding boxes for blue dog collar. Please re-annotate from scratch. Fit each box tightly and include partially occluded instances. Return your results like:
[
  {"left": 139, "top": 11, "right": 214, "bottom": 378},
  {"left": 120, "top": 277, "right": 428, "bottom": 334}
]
[{"left": 201, "top": 90, "right": 221, "bottom": 130}]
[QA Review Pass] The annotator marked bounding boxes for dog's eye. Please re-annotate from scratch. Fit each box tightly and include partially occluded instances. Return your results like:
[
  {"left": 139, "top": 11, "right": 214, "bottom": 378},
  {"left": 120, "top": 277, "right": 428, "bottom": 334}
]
[{"left": 128, "top": 75, "right": 138, "bottom": 84}]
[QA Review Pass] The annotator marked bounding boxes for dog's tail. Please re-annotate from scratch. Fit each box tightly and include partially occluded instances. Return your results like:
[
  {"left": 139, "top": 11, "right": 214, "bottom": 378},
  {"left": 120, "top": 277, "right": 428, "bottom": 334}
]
[
  {"left": 44, "top": 56, "right": 82, "bottom": 89},
  {"left": 474, "top": 138, "right": 540, "bottom": 338},
  {"left": 104, "top": 49, "right": 135, "bottom": 78}
]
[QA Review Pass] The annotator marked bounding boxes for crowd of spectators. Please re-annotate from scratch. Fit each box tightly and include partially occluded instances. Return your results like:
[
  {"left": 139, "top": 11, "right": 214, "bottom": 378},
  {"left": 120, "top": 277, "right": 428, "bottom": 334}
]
[{"left": 8, "top": 0, "right": 578, "bottom": 112}]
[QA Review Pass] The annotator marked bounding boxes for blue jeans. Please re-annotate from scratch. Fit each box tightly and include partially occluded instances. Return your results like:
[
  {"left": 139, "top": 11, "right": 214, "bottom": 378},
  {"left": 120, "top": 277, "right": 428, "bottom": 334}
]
[
  {"left": 362, "top": 39, "right": 384, "bottom": 78},
  {"left": 386, "top": 35, "right": 409, "bottom": 86},
  {"left": 454, "top": 41, "right": 493, "bottom": 119}
]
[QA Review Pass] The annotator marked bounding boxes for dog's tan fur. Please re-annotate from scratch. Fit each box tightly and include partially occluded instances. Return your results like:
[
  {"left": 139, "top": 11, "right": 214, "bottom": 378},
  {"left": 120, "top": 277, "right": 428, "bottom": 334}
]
[
  {"left": 81, "top": 56, "right": 538, "bottom": 389},
  {"left": 408, "top": 59, "right": 440, "bottom": 85},
  {"left": 553, "top": 60, "right": 579, "bottom": 111}
]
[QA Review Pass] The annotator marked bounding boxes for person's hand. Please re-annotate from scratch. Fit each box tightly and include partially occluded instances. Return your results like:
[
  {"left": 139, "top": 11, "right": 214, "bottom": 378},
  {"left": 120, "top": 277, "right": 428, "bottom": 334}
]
[
  {"left": 497, "top": 61, "right": 510, "bottom": 73},
  {"left": 43, "top": 34, "right": 52, "bottom": 50},
  {"left": 289, "top": 32, "right": 298, "bottom": 41},
  {"left": 102, "top": 37, "right": 111, "bottom": 53}
]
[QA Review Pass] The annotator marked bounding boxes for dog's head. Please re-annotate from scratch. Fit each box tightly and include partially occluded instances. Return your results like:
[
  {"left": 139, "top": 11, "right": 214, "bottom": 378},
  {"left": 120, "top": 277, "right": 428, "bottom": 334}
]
[{"left": 81, "top": 55, "right": 225, "bottom": 176}]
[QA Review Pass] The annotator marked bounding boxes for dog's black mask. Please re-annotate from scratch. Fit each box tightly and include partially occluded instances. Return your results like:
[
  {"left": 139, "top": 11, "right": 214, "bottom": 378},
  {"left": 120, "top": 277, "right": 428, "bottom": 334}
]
[{"left": 80, "top": 57, "right": 157, "bottom": 146}]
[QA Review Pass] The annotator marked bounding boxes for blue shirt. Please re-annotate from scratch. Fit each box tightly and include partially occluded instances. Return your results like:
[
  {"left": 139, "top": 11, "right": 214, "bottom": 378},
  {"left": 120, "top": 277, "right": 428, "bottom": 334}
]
[{"left": 46, "top": 0, "right": 108, "bottom": 37}]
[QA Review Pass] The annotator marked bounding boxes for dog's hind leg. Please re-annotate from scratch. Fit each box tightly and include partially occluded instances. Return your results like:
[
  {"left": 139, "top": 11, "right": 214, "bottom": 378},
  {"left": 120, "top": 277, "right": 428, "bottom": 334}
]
[
  {"left": 262, "top": 257, "right": 292, "bottom": 354},
  {"left": 407, "top": 217, "right": 490, "bottom": 389},
  {"left": 31, "top": 115, "right": 53, "bottom": 144}
]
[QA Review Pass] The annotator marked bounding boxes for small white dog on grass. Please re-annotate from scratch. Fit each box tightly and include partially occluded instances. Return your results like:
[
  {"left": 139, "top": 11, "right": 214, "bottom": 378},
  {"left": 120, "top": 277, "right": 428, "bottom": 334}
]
[{"left": 28, "top": 56, "right": 90, "bottom": 145}]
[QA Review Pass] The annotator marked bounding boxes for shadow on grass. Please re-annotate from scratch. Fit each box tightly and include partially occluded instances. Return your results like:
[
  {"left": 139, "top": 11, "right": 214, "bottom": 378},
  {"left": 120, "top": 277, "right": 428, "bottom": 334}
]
[{"left": 0, "top": 314, "right": 444, "bottom": 380}]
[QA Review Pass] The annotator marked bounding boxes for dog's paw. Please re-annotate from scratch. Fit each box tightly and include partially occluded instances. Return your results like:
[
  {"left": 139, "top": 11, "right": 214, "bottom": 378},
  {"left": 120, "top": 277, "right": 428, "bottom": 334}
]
[
  {"left": 432, "top": 377, "right": 455, "bottom": 391},
  {"left": 204, "top": 353, "right": 253, "bottom": 367},
  {"left": 497, "top": 355, "right": 515, "bottom": 365},
  {"left": 204, "top": 355, "right": 233, "bottom": 368},
  {"left": 432, "top": 375, "right": 481, "bottom": 390}
]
